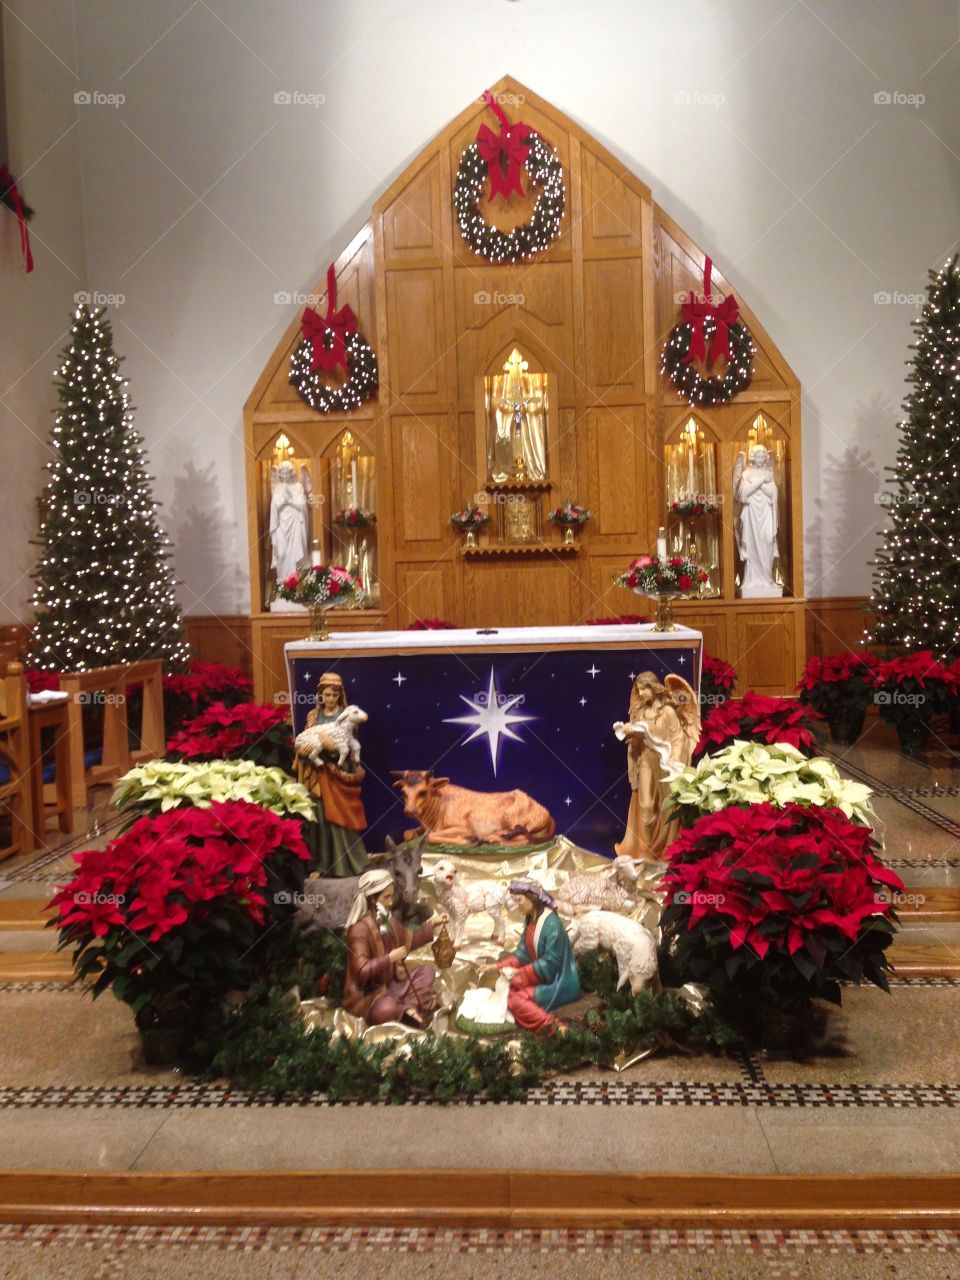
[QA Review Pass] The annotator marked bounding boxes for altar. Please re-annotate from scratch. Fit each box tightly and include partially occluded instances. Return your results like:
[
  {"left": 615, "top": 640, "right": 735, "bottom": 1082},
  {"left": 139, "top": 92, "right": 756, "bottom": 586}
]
[{"left": 285, "top": 623, "right": 701, "bottom": 854}]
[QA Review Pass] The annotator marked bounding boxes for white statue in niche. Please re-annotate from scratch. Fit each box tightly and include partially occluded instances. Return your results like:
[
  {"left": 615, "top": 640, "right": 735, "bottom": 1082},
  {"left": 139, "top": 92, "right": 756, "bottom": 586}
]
[
  {"left": 269, "top": 461, "right": 310, "bottom": 590},
  {"left": 733, "top": 445, "right": 783, "bottom": 598}
]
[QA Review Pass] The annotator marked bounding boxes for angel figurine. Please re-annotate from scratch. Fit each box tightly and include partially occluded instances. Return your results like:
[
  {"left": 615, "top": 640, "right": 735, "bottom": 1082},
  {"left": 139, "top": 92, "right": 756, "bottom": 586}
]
[
  {"left": 733, "top": 445, "right": 783, "bottom": 598},
  {"left": 269, "top": 460, "right": 311, "bottom": 585},
  {"left": 613, "top": 672, "right": 701, "bottom": 862}
]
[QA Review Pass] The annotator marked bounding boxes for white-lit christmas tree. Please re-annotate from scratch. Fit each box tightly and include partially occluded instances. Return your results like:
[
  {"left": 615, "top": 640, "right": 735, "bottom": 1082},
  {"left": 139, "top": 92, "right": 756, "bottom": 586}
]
[
  {"left": 869, "top": 254, "right": 960, "bottom": 658},
  {"left": 29, "top": 305, "right": 190, "bottom": 672}
]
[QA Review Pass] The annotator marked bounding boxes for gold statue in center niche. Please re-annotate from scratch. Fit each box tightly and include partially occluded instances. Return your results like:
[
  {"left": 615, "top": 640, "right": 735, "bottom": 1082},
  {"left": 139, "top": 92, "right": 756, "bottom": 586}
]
[{"left": 486, "top": 348, "right": 548, "bottom": 484}]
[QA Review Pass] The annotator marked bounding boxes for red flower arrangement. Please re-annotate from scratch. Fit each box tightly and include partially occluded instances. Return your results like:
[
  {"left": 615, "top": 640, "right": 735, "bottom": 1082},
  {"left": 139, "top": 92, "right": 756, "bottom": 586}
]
[
  {"left": 585, "top": 614, "right": 651, "bottom": 626},
  {"left": 166, "top": 701, "right": 293, "bottom": 772},
  {"left": 51, "top": 800, "right": 312, "bottom": 1020},
  {"left": 694, "top": 691, "right": 822, "bottom": 760},
  {"left": 700, "top": 654, "right": 736, "bottom": 708},
  {"left": 660, "top": 803, "right": 903, "bottom": 1023},
  {"left": 615, "top": 553, "right": 708, "bottom": 596},
  {"left": 163, "top": 661, "right": 254, "bottom": 735},
  {"left": 333, "top": 507, "right": 376, "bottom": 527},
  {"left": 25, "top": 669, "right": 60, "bottom": 694},
  {"left": 870, "top": 650, "right": 956, "bottom": 756},
  {"left": 797, "top": 651, "right": 881, "bottom": 745},
  {"left": 405, "top": 619, "right": 459, "bottom": 630}
]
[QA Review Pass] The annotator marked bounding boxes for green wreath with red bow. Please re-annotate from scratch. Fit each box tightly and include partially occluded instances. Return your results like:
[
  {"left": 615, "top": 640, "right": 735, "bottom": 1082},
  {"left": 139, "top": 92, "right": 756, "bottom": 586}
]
[
  {"left": 289, "top": 265, "right": 378, "bottom": 413},
  {"left": 454, "top": 91, "right": 564, "bottom": 263},
  {"left": 661, "top": 258, "right": 754, "bottom": 406}
]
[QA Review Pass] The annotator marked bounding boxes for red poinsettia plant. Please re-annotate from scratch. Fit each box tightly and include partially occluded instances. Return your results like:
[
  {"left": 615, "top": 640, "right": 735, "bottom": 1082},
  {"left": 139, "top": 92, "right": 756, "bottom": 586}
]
[
  {"left": 872, "top": 651, "right": 955, "bottom": 725},
  {"left": 798, "top": 652, "right": 881, "bottom": 717},
  {"left": 50, "top": 801, "right": 311, "bottom": 1023},
  {"left": 615, "top": 553, "right": 708, "bottom": 596},
  {"left": 660, "top": 803, "right": 904, "bottom": 1020},
  {"left": 405, "top": 618, "right": 458, "bottom": 630},
  {"left": 700, "top": 654, "right": 737, "bottom": 708},
  {"left": 166, "top": 701, "right": 293, "bottom": 772},
  {"left": 163, "top": 661, "right": 253, "bottom": 734},
  {"left": 694, "top": 691, "right": 822, "bottom": 760}
]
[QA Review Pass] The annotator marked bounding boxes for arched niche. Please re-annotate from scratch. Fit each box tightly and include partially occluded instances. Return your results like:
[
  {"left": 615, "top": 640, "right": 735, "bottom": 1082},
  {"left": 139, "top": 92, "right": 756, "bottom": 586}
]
[{"left": 243, "top": 75, "right": 805, "bottom": 700}]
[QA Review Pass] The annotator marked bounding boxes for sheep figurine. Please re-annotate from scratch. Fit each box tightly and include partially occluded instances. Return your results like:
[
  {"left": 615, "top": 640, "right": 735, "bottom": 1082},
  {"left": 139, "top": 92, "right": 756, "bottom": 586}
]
[
  {"left": 295, "top": 704, "right": 368, "bottom": 768},
  {"left": 431, "top": 859, "right": 515, "bottom": 945},
  {"left": 554, "top": 855, "right": 641, "bottom": 918},
  {"left": 565, "top": 910, "right": 659, "bottom": 997}
]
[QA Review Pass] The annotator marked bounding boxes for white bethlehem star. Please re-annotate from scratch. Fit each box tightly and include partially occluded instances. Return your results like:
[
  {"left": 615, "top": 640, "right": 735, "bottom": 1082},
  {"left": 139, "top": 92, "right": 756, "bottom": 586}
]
[{"left": 443, "top": 666, "right": 534, "bottom": 775}]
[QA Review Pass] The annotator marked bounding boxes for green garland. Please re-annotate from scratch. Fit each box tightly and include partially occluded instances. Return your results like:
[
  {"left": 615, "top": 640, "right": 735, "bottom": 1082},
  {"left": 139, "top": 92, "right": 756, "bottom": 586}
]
[{"left": 188, "top": 930, "right": 741, "bottom": 1103}]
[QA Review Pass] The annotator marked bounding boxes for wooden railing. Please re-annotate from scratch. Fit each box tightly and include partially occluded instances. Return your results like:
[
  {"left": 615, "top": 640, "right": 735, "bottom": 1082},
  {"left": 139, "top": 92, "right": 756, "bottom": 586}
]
[
  {"left": 0, "top": 662, "right": 33, "bottom": 859},
  {"left": 59, "top": 660, "right": 165, "bottom": 810}
]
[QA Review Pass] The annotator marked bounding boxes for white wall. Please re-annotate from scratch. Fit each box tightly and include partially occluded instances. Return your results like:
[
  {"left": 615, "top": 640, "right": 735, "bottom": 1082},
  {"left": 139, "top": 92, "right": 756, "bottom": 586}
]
[
  {"left": 0, "top": 0, "right": 87, "bottom": 624},
  {"left": 5, "top": 0, "right": 960, "bottom": 618}
]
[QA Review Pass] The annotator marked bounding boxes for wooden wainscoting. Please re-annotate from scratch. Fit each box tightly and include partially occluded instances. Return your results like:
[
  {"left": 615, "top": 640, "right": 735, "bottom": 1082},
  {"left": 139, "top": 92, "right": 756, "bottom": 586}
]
[{"left": 805, "top": 596, "right": 875, "bottom": 659}]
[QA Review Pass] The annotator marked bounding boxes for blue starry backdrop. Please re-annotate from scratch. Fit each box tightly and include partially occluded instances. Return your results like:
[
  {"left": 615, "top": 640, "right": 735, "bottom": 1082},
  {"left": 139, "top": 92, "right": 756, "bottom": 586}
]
[{"left": 289, "top": 643, "right": 699, "bottom": 855}]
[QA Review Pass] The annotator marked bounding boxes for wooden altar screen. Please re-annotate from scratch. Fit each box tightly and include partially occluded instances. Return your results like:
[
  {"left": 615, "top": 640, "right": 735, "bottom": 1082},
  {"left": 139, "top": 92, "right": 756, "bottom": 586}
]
[{"left": 244, "top": 76, "right": 804, "bottom": 705}]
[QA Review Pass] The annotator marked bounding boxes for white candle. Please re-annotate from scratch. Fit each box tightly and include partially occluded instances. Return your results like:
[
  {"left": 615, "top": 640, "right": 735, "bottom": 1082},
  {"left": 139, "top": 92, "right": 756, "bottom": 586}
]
[
  {"left": 311, "top": 539, "right": 322, "bottom": 568},
  {"left": 657, "top": 527, "right": 667, "bottom": 560},
  {"left": 687, "top": 441, "right": 695, "bottom": 496},
  {"left": 351, "top": 459, "right": 359, "bottom": 505}
]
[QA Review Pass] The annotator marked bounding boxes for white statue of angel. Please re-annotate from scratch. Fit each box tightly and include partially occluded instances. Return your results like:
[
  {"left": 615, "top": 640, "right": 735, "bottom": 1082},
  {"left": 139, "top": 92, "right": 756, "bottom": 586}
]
[
  {"left": 269, "top": 461, "right": 311, "bottom": 586},
  {"left": 733, "top": 445, "right": 783, "bottom": 598},
  {"left": 613, "top": 672, "right": 702, "bottom": 862}
]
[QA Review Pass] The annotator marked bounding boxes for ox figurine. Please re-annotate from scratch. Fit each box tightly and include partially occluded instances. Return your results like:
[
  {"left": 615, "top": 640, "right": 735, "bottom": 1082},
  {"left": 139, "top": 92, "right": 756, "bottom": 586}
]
[{"left": 391, "top": 770, "right": 556, "bottom": 846}]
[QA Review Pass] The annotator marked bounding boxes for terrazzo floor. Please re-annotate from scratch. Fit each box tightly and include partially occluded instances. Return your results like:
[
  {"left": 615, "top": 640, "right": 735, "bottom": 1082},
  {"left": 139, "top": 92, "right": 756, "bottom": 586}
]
[{"left": 1, "top": 734, "right": 959, "bottom": 1274}]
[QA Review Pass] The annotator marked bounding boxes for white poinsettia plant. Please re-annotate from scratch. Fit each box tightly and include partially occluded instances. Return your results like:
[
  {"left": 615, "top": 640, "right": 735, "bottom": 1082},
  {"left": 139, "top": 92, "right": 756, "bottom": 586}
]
[
  {"left": 669, "top": 739, "right": 877, "bottom": 828},
  {"left": 112, "top": 759, "right": 316, "bottom": 822}
]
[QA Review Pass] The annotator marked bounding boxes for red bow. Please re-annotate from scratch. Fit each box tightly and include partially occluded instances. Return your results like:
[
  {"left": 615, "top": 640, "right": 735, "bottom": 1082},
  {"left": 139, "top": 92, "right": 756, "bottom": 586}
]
[
  {"left": 0, "top": 165, "right": 34, "bottom": 274},
  {"left": 681, "top": 258, "right": 739, "bottom": 366},
  {"left": 301, "top": 264, "right": 356, "bottom": 374},
  {"left": 475, "top": 90, "right": 534, "bottom": 202}
]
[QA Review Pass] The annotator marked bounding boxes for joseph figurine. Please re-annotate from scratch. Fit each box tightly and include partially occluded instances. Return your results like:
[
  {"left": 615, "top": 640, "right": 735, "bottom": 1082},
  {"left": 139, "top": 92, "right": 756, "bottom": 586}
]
[
  {"left": 342, "top": 868, "right": 448, "bottom": 1029},
  {"left": 296, "top": 672, "right": 368, "bottom": 875}
]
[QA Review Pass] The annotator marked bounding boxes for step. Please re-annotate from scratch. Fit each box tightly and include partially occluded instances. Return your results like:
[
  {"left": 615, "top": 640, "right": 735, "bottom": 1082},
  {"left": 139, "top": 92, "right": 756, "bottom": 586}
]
[
  {"left": 895, "top": 886, "right": 960, "bottom": 923},
  {"left": 0, "top": 900, "right": 52, "bottom": 931},
  {"left": 0, "top": 951, "right": 75, "bottom": 982},
  {"left": 889, "top": 944, "right": 960, "bottom": 978}
]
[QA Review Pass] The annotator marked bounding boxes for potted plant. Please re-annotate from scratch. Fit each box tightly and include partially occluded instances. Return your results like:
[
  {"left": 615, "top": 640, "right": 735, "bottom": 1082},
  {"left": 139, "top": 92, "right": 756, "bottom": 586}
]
[
  {"left": 872, "top": 650, "right": 954, "bottom": 757},
  {"left": 450, "top": 506, "right": 491, "bottom": 549},
  {"left": 275, "top": 563, "right": 363, "bottom": 641},
  {"left": 700, "top": 654, "right": 737, "bottom": 710},
  {"left": 547, "top": 499, "right": 591, "bottom": 546},
  {"left": 669, "top": 739, "right": 877, "bottom": 829},
  {"left": 111, "top": 758, "right": 316, "bottom": 826},
  {"left": 614, "top": 552, "right": 708, "bottom": 631},
  {"left": 694, "top": 691, "right": 823, "bottom": 760},
  {"left": 165, "top": 701, "right": 294, "bottom": 773},
  {"left": 797, "top": 652, "right": 880, "bottom": 745},
  {"left": 163, "top": 661, "right": 253, "bottom": 734},
  {"left": 660, "top": 802, "right": 903, "bottom": 1048},
  {"left": 50, "top": 800, "right": 313, "bottom": 1064}
]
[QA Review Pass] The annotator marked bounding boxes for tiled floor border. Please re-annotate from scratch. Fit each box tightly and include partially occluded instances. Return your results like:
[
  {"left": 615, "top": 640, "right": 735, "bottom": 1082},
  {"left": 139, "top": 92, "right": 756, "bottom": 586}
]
[
  {"left": 824, "top": 749, "right": 960, "bottom": 847},
  {"left": 0, "top": 1223, "right": 957, "bottom": 1254},
  {"left": 0, "top": 1078, "right": 956, "bottom": 1110}
]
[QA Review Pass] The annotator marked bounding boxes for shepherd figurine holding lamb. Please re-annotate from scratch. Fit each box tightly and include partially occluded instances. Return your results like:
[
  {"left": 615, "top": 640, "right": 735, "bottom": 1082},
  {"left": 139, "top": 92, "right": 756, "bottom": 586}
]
[{"left": 294, "top": 671, "right": 369, "bottom": 876}]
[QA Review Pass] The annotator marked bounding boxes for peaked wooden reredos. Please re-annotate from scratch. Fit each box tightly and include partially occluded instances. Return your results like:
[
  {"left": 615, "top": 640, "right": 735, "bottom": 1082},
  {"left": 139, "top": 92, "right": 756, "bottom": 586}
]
[{"left": 245, "top": 77, "right": 804, "bottom": 702}]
